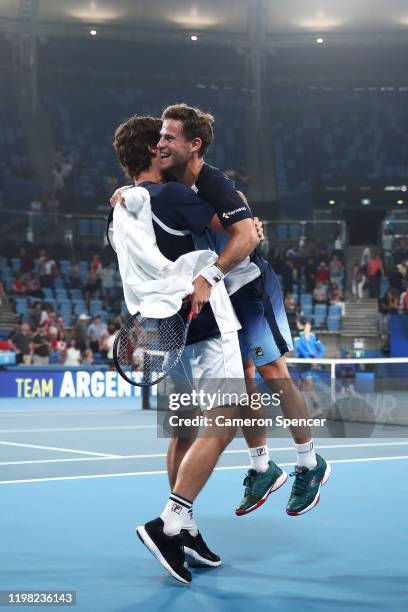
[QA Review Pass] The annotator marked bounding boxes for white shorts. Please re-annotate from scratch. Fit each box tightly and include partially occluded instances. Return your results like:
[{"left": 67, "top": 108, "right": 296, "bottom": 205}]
[{"left": 167, "top": 331, "right": 246, "bottom": 411}]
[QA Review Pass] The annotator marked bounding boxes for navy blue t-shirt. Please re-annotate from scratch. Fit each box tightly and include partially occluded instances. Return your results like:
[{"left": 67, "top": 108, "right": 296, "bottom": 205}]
[
  {"left": 139, "top": 181, "right": 219, "bottom": 345},
  {"left": 194, "top": 163, "right": 267, "bottom": 280}
]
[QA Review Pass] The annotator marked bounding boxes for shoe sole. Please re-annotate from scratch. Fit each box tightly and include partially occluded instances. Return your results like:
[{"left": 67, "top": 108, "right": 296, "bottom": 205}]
[
  {"left": 136, "top": 526, "right": 191, "bottom": 584},
  {"left": 286, "top": 462, "right": 332, "bottom": 516},
  {"left": 184, "top": 547, "right": 222, "bottom": 567},
  {"left": 235, "top": 471, "right": 289, "bottom": 516}
]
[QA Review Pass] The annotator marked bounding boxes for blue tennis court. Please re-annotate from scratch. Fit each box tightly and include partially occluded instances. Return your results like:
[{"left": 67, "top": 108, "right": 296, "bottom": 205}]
[{"left": 0, "top": 399, "right": 407, "bottom": 611}]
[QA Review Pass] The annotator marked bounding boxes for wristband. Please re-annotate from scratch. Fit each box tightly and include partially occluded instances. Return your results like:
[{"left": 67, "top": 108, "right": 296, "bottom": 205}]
[{"left": 200, "top": 264, "right": 225, "bottom": 287}]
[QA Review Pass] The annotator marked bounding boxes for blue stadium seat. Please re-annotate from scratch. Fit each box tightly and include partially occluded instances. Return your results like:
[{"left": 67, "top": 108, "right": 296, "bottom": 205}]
[
  {"left": 54, "top": 277, "right": 65, "bottom": 289},
  {"left": 41, "top": 288, "right": 54, "bottom": 300},
  {"left": 276, "top": 224, "right": 288, "bottom": 240},
  {"left": 328, "top": 304, "right": 342, "bottom": 318},
  {"left": 289, "top": 224, "right": 301, "bottom": 240},
  {"left": 11, "top": 257, "right": 21, "bottom": 272},
  {"left": 327, "top": 317, "right": 341, "bottom": 332},
  {"left": 90, "top": 299, "right": 103, "bottom": 316}
]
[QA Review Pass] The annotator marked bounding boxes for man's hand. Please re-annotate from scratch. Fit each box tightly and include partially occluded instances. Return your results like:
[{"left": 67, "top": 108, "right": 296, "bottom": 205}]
[
  {"left": 254, "top": 217, "right": 264, "bottom": 242},
  {"left": 110, "top": 185, "right": 131, "bottom": 209},
  {"left": 189, "top": 276, "right": 212, "bottom": 318}
]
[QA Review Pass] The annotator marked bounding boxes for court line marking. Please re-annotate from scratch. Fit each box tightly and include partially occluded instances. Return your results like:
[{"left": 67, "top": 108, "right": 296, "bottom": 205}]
[
  {"left": 0, "top": 425, "right": 157, "bottom": 434},
  {"left": 0, "top": 454, "right": 407, "bottom": 485},
  {"left": 0, "top": 441, "right": 122, "bottom": 459},
  {"left": 0, "top": 441, "right": 408, "bottom": 467}
]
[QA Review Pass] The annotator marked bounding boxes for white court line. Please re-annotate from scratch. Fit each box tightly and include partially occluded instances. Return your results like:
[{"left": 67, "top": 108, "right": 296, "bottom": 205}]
[
  {"left": 0, "top": 455, "right": 407, "bottom": 485},
  {"left": 0, "top": 425, "right": 156, "bottom": 434},
  {"left": 1, "top": 441, "right": 408, "bottom": 467},
  {"left": 0, "top": 441, "right": 121, "bottom": 458}
]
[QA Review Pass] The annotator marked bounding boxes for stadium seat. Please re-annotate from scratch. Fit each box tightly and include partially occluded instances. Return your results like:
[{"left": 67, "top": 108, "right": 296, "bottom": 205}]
[
  {"left": 90, "top": 299, "right": 103, "bottom": 316},
  {"left": 327, "top": 317, "right": 341, "bottom": 332}
]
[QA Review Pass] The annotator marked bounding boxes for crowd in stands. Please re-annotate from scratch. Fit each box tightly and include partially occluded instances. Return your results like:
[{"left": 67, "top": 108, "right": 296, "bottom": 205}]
[
  {"left": 266, "top": 239, "right": 345, "bottom": 332},
  {"left": 0, "top": 243, "right": 124, "bottom": 366}
]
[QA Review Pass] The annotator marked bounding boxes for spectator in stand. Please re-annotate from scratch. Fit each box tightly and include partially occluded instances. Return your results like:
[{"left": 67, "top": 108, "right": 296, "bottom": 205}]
[
  {"left": 85, "top": 266, "right": 99, "bottom": 298},
  {"left": 328, "top": 283, "right": 345, "bottom": 316},
  {"left": 338, "top": 352, "right": 357, "bottom": 395},
  {"left": 382, "top": 229, "right": 394, "bottom": 252},
  {"left": 316, "top": 262, "right": 330, "bottom": 285},
  {"left": 91, "top": 254, "right": 102, "bottom": 275},
  {"left": 378, "top": 290, "right": 399, "bottom": 339},
  {"left": 101, "top": 322, "right": 118, "bottom": 364},
  {"left": 282, "top": 258, "right": 297, "bottom": 294},
  {"left": 73, "top": 313, "right": 90, "bottom": 352},
  {"left": 351, "top": 261, "right": 366, "bottom": 301},
  {"left": 11, "top": 273, "right": 26, "bottom": 295},
  {"left": 313, "top": 282, "right": 328, "bottom": 304},
  {"left": 38, "top": 250, "right": 57, "bottom": 288},
  {"left": 19, "top": 247, "right": 34, "bottom": 274},
  {"left": 28, "top": 301, "right": 42, "bottom": 330},
  {"left": 0, "top": 281, "right": 6, "bottom": 306},
  {"left": 25, "top": 274, "right": 44, "bottom": 298},
  {"left": 9, "top": 322, "right": 32, "bottom": 364},
  {"left": 68, "top": 257, "right": 81, "bottom": 288},
  {"left": 361, "top": 245, "right": 371, "bottom": 274},
  {"left": 100, "top": 262, "right": 115, "bottom": 302},
  {"left": 329, "top": 257, "right": 343, "bottom": 286},
  {"left": 304, "top": 258, "right": 316, "bottom": 293},
  {"left": 40, "top": 303, "right": 54, "bottom": 327},
  {"left": 393, "top": 238, "right": 408, "bottom": 266},
  {"left": 0, "top": 337, "right": 17, "bottom": 354},
  {"left": 52, "top": 164, "right": 64, "bottom": 192},
  {"left": 63, "top": 338, "right": 81, "bottom": 366},
  {"left": 367, "top": 253, "right": 384, "bottom": 298},
  {"left": 87, "top": 315, "right": 107, "bottom": 353},
  {"left": 82, "top": 349, "right": 94, "bottom": 365},
  {"left": 400, "top": 288, "right": 408, "bottom": 313},
  {"left": 389, "top": 265, "right": 404, "bottom": 294},
  {"left": 284, "top": 291, "right": 298, "bottom": 332},
  {"left": 31, "top": 323, "right": 51, "bottom": 365}
]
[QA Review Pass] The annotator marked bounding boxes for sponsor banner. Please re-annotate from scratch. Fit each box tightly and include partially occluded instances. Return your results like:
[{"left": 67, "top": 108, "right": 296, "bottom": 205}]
[{"left": 0, "top": 369, "right": 155, "bottom": 400}]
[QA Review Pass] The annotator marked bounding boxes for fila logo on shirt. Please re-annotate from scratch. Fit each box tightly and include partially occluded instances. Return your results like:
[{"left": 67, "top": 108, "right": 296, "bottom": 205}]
[{"left": 171, "top": 503, "right": 183, "bottom": 514}]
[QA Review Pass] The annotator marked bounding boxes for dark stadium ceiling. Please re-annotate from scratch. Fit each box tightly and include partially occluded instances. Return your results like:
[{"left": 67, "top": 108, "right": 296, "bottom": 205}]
[{"left": 2, "top": 0, "right": 408, "bottom": 46}]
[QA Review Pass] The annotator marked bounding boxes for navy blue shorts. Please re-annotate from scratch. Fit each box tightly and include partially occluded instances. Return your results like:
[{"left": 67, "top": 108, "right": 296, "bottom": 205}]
[{"left": 231, "top": 264, "right": 293, "bottom": 366}]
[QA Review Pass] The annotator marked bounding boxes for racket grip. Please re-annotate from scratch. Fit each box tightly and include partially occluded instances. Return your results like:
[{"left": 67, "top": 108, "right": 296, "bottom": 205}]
[{"left": 187, "top": 310, "right": 194, "bottom": 321}]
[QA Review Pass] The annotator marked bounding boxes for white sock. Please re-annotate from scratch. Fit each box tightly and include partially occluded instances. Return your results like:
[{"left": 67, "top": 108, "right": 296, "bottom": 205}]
[
  {"left": 160, "top": 493, "right": 193, "bottom": 536},
  {"left": 295, "top": 439, "right": 317, "bottom": 469},
  {"left": 249, "top": 445, "right": 270, "bottom": 472},
  {"left": 182, "top": 507, "right": 199, "bottom": 537}
]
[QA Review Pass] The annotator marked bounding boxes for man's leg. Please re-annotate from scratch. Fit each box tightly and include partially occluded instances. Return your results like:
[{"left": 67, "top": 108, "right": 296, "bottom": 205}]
[
  {"left": 257, "top": 356, "right": 331, "bottom": 515},
  {"left": 235, "top": 359, "right": 288, "bottom": 516},
  {"left": 136, "top": 405, "right": 238, "bottom": 583}
]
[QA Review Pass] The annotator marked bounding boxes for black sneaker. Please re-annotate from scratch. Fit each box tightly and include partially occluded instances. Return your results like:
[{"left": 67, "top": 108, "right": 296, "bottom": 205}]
[
  {"left": 181, "top": 530, "right": 221, "bottom": 567},
  {"left": 136, "top": 518, "right": 192, "bottom": 584}
]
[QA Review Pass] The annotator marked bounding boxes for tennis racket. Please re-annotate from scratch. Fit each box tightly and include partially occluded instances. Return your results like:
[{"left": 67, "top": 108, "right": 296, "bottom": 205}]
[{"left": 113, "top": 310, "right": 193, "bottom": 386}]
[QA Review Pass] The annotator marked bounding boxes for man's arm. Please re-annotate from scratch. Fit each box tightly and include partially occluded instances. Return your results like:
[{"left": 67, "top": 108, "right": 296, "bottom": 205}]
[{"left": 190, "top": 218, "right": 259, "bottom": 316}]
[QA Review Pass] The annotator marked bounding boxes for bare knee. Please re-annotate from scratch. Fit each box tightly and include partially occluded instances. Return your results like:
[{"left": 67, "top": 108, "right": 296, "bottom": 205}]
[{"left": 258, "top": 356, "right": 290, "bottom": 379}]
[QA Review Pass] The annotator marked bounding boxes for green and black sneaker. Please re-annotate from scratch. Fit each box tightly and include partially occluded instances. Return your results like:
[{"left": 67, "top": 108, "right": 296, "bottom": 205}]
[
  {"left": 235, "top": 460, "right": 288, "bottom": 516},
  {"left": 286, "top": 454, "right": 331, "bottom": 516}
]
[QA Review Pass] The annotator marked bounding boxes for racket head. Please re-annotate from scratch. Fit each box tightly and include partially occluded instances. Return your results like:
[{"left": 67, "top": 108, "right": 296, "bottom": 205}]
[
  {"left": 113, "top": 312, "right": 187, "bottom": 387},
  {"left": 106, "top": 208, "right": 116, "bottom": 253}
]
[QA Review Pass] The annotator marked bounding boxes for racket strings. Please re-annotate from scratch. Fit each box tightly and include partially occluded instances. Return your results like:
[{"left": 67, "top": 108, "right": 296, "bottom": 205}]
[{"left": 115, "top": 314, "right": 186, "bottom": 385}]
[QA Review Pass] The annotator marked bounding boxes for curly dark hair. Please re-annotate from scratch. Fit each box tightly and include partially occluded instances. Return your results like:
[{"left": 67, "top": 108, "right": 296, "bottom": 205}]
[
  {"left": 113, "top": 115, "right": 162, "bottom": 178},
  {"left": 161, "top": 103, "right": 214, "bottom": 157}
]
